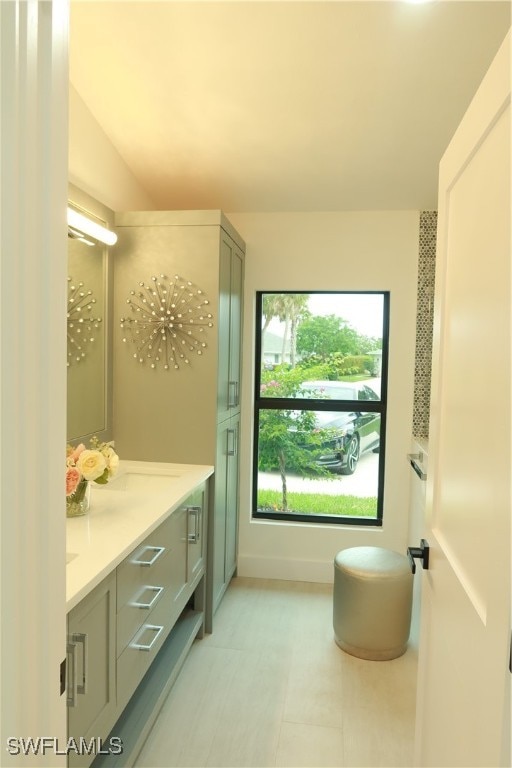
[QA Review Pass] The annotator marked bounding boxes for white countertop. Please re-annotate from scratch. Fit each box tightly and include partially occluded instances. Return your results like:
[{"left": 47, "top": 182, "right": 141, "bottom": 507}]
[{"left": 66, "top": 460, "right": 214, "bottom": 611}]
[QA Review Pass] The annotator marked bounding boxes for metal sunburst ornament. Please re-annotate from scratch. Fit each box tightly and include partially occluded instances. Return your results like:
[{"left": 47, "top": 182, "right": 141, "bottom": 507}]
[
  {"left": 67, "top": 277, "right": 102, "bottom": 366},
  {"left": 120, "top": 274, "right": 214, "bottom": 370}
]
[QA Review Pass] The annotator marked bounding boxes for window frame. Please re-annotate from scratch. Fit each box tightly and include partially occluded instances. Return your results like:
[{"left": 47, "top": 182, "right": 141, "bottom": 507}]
[{"left": 252, "top": 290, "right": 390, "bottom": 526}]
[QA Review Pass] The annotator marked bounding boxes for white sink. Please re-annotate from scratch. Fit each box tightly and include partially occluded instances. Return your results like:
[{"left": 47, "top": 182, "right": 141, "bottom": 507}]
[{"left": 98, "top": 471, "right": 183, "bottom": 493}]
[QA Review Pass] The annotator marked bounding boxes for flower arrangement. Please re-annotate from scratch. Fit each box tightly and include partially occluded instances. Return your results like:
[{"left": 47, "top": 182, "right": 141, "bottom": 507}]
[{"left": 66, "top": 437, "right": 119, "bottom": 517}]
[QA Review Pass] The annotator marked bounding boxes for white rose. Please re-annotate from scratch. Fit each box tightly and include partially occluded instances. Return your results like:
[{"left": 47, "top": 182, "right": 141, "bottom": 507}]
[
  {"left": 77, "top": 449, "right": 107, "bottom": 481},
  {"left": 105, "top": 447, "right": 119, "bottom": 477}
]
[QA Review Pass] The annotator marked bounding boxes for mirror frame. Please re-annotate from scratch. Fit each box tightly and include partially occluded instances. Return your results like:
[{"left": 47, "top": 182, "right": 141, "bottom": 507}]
[{"left": 67, "top": 183, "right": 114, "bottom": 444}]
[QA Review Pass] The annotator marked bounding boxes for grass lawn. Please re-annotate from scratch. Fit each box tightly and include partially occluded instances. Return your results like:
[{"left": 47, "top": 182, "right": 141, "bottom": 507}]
[
  {"left": 339, "top": 374, "right": 373, "bottom": 382},
  {"left": 257, "top": 489, "right": 377, "bottom": 517}
]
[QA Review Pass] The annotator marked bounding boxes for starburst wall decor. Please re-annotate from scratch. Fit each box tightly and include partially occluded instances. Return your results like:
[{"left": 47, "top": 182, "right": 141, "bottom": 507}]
[
  {"left": 120, "top": 274, "right": 214, "bottom": 370},
  {"left": 67, "top": 277, "right": 102, "bottom": 366}
]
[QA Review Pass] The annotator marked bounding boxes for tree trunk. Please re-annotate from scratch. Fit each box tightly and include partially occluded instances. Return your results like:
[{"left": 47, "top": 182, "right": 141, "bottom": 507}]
[
  {"left": 281, "top": 318, "right": 289, "bottom": 364},
  {"left": 290, "top": 317, "right": 297, "bottom": 368},
  {"left": 278, "top": 451, "right": 288, "bottom": 511}
]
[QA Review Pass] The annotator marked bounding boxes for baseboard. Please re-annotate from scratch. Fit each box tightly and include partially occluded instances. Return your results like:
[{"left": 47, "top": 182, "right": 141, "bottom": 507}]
[{"left": 237, "top": 554, "right": 334, "bottom": 584}]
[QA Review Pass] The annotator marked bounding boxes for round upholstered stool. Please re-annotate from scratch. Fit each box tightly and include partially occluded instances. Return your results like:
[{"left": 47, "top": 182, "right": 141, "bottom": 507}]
[{"left": 333, "top": 546, "right": 413, "bottom": 660}]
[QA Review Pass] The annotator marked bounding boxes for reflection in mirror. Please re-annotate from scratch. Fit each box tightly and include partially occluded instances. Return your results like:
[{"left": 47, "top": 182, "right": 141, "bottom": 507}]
[{"left": 67, "top": 235, "right": 106, "bottom": 440}]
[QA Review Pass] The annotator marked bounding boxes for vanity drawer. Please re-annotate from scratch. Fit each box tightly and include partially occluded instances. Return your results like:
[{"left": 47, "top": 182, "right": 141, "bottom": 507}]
[
  {"left": 116, "top": 593, "right": 173, "bottom": 713},
  {"left": 117, "top": 559, "right": 170, "bottom": 656},
  {"left": 117, "top": 517, "right": 173, "bottom": 610}
]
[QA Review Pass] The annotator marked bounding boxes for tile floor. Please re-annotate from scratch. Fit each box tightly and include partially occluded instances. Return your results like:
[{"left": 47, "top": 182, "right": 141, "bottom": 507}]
[{"left": 135, "top": 577, "right": 418, "bottom": 768}]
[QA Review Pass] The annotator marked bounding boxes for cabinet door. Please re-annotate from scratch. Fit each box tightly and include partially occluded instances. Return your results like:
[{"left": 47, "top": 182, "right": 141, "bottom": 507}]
[
  {"left": 224, "top": 414, "right": 240, "bottom": 582},
  {"left": 217, "top": 237, "right": 232, "bottom": 420},
  {"left": 228, "top": 244, "right": 243, "bottom": 412},
  {"left": 211, "top": 422, "right": 228, "bottom": 612},
  {"left": 67, "top": 572, "right": 116, "bottom": 768},
  {"left": 217, "top": 234, "right": 244, "bottom": 420},
  {"left": 210, "top": 416, "right": 239, "bottom": 617},
  {"left": 167, "top": 504, "right": 188, "bottom": 620},
  {"left": 186, "top": 484, "right": 206, "bottom": 587}
]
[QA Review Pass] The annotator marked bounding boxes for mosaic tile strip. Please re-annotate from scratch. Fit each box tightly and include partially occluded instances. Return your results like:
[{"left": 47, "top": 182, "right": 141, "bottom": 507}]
[{"left": 413, "top": 211, "right": 437, "bottom": 438}]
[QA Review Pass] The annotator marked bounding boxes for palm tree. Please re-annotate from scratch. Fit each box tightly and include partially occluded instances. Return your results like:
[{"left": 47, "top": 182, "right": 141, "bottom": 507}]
[
  {"left": 262, "top": 293, "right": 309, "bottom": 368},
  {"left": 261, "top": 294, "right": 288, "bottom": 366},
  {"left": 281, "top": 294, "right": 309, "bottom": 367},
  {"left": 262, "top": 294, "right": 287, "bottom": 337}
]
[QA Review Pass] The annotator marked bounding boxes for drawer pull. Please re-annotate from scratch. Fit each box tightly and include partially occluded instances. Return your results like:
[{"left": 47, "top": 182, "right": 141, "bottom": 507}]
[
  {"left": 187, "top": 505, "right": 202, "bottom": 543},
  {"left": 131, "top": 585, "right": 164, "bottom": 610},
  {"left": 131, "top": 624, "right": 164, "bottom": 651},
  {"left": 132, "top": 545, "right": 165, "bottom": 567},
  {"left": 66, "top": 641, "right": 77, "bottom": 707},
  {"left": 71, "top": 632, "right": 88, "bottom": 695},
  {"left": 228, "top": 380, "right": 239, "bottom": 408},
  {"left": 66, "top": 632, "right": 88, "bottom": 705},
  {"left": 227, "top": 428, "right": 237, "bottom": 457}
]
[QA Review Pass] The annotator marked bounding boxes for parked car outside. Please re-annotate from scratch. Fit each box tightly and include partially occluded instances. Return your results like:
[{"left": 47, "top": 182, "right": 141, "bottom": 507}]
[{"left": 293, "top": 380, "right": 381, "bottom": 475}]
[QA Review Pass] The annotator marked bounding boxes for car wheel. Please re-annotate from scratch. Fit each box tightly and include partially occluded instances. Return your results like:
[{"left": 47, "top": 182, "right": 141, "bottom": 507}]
[{"left": 340, "top": 434, "right": 360, "bottom": 475}]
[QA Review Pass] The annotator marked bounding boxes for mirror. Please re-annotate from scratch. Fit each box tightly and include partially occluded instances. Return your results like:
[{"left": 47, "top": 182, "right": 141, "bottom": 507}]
[{"left": 67, "top": 185, "right": 113, "bottom": 444}]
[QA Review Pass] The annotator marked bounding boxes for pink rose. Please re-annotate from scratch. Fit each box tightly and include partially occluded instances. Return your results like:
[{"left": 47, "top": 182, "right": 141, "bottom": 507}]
[
  {"left": 70, "top": 443, "right": 86, "bottom": 463},
  {"left": 66, "top": 467, "right": 81, "bottom": 496}
]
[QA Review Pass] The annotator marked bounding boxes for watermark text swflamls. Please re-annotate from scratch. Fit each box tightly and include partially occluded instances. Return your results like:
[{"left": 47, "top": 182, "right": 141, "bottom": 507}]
[{"left": 6, "top": 737, "right": 123, "bottom": 757}]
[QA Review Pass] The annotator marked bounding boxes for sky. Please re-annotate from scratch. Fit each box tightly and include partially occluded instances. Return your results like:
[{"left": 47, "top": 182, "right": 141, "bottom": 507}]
[{"left": 266, "top": 292, "right": 384, "bottom": 339}]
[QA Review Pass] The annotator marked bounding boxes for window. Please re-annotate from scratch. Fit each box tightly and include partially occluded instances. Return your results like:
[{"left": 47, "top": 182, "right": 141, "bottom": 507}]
[{"left": 253, "top": 291, "right": 389, "bottom": 526}]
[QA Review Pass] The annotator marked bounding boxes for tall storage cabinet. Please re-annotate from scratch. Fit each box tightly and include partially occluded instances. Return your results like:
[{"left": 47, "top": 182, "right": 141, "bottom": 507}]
[{"left": 113, "top": 211, "right": 244, "bottom": 628}]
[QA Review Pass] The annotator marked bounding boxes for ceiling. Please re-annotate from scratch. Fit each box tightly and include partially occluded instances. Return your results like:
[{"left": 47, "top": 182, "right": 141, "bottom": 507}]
[{"left": 69, "top": 1, "right": 510, "bottom": 212}]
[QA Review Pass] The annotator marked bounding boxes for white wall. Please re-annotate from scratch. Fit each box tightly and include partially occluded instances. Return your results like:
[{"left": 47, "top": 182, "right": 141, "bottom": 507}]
[
  {"left": 69, "top": 84, "right": 154, "bottom": 211},
  {"left": 228, "top": 212, "right": 420, "bottom": 583}
]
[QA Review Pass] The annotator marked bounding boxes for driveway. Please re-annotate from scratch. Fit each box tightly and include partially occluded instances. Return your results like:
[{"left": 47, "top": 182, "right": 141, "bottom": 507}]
[{"left": 258, "top": 451, "right": 379, "bottom": 498}]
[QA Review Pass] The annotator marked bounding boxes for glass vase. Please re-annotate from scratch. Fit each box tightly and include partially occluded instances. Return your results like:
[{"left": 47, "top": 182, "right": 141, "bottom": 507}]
[{"left": 66, "top": 479, "right": 90, "bottom": 518}]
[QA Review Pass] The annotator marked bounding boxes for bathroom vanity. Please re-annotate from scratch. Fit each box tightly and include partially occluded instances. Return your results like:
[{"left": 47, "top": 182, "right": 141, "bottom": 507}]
[{"left": 66, "top": 461, "right": 213, "bottom": 767}]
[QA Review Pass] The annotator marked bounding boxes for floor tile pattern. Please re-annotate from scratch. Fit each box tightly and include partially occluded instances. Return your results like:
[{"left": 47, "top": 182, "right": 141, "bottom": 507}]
[{"left": 136, "top": 578, "right": 418, "bottom": 768}]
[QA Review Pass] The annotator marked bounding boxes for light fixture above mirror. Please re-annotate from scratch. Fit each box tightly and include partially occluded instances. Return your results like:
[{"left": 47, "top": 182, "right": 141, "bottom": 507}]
[{"left": 67, "top": 205, "right": 118, "bottom": 246}]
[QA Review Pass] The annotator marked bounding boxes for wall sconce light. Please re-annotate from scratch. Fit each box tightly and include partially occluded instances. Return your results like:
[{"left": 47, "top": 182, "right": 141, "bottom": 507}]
[{"left": 67, "top": 206, "right": 118, "bottom": 246}]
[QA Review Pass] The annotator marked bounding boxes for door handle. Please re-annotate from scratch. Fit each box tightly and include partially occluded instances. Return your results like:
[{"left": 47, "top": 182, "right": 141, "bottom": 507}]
[
  {"left": 407, "top": 539, "right": 430, "bottom": 574},
  {"left": 407, "top": 453, "right": 427, "bottom": 480}
]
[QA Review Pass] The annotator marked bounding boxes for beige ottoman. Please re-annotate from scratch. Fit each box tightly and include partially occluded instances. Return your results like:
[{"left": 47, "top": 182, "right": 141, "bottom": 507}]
[{"left": 333, "top": 546, "right": 413, "bottom": 660}]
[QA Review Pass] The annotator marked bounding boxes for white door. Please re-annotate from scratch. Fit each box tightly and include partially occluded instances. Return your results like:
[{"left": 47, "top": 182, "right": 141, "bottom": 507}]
[
  {"left": 414, "top": 30, "right": 511, "bottom": 768},
  {"left": 1, "top": 2, "right": 68, "bottom": 765}
]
